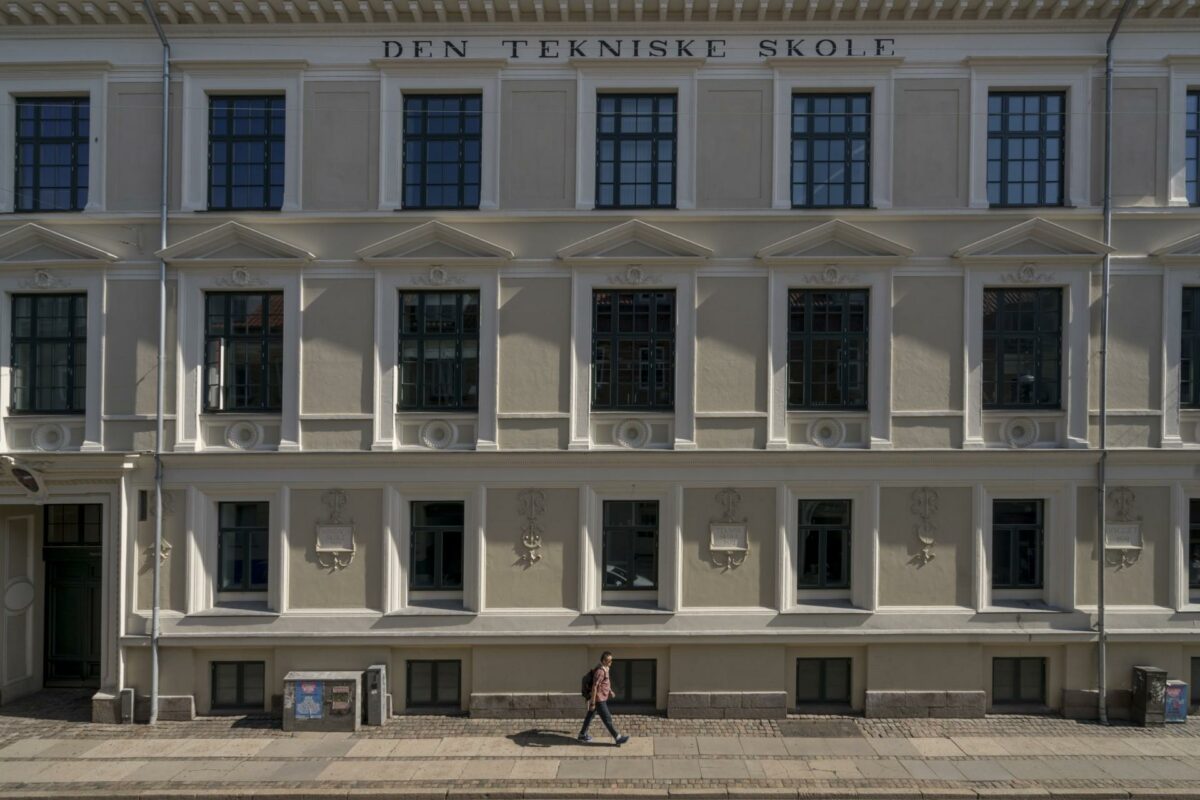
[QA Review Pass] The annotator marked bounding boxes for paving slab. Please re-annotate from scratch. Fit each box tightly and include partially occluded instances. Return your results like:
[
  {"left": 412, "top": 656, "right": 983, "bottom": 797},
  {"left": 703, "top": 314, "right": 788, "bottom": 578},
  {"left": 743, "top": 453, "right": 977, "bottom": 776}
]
[
  {"left": 652, "top": 757, "right": 703, "bottom": 780},
  {"left": 654, "top": 737, "right": 700, "bottom": 756},
  {"left": 606, "top": 755, "right": 654, "bottom": 779},
  {"left": 908, "top": 738, "right": 967, "bottom": 758},
  {"left": 696, "top": 736, "right": 745, "bottom": 755},
  {"left": 556, "top": 758, "right": 607, "bottom": 779}
]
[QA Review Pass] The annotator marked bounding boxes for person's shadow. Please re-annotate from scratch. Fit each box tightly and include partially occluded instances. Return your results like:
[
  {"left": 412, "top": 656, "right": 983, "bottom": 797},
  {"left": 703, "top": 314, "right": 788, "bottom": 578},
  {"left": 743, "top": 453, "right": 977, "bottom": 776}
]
[{"left": 507, "top": 729, "right": 613, "bottom": 748}]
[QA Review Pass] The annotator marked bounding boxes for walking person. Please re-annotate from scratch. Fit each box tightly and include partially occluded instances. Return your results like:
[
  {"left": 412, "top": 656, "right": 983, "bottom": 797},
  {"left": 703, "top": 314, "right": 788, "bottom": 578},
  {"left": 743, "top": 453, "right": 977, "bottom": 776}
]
[{"left": 578, "top": 651, "right": 630, "bottom": 745}]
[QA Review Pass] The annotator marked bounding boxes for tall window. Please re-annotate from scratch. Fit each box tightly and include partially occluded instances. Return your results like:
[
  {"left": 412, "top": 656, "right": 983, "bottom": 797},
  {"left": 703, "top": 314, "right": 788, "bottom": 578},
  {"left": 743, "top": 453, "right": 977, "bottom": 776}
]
[
  {"left": 609, "top": 659, "right": 656, "bottom": 706},
  {"left": 1189, "top": 499, "right": 1199, "bottom": 590},
  {"left": 204, "top": 292, "right": 284, "bottom": 413},
  {"left": 791, "top": 93, "right": 870, "bottom": 208},
  {"left": 211, "top": 662, "right": 265, "bottom": 710},
  {"left": 592, "top": 290, "right": 675, "bottom": 411},
  {"left": 410, "top": 502, "right": 464, "bottom": 591},
  {"left": 1183, "top": 288, "right": 1200, "bottom": 409},
  {"left": 595, "top": 94, "right": 676, "bottom": 209},
  {"left": 603, "top": 500, "right": 658, "bottom": 591},
  {"left": 208, "top": 95, "right": 285, "bottom": 211},
  {"left": 987, "top": 92, "right": 1065, "bottom": 207},
  {"left": 797, "top": 500, "right": 851, "bottom": 589},
  {"left": 992, "top": 500, "right": 1043, "bottom": 590},
  {"left": 398, "top": 291, "right": 479, "bottom": 411},
  {"left": 407, "top": 660, "right": 460, "bottom": 709},
  {"left": 15, "top": 97, "right": 89, "bottom": 212},
  {"left": 1187, "top": 91, "right": 1198, "bottom": 206},
  {"left": 11, "top": 294, "right": 87, "bottom": 414},
  {"left": 787, "top": 289, "right": 869, "bottom": 410},
  {"left": 992, "top": 657, "right": 1046, "bottom": 706},
  {"left": 982, "top": 288, "right": 1062, "bottom": 410},
  {"left": 402, "top": 94, "right": 482, "bottom": 210},
  {"left": 217, "top": 501, "right": 269, "bottom": 593},
  {"left": 796, "top": 658, "right": 851, "bottom": 706}
]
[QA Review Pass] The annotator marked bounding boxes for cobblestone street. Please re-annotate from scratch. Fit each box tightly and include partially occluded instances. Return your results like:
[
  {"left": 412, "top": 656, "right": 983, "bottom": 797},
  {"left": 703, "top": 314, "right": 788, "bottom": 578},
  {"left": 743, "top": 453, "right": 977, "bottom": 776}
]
[{"left": 2, "top": 691, "right": 1200, "bottom": 798}]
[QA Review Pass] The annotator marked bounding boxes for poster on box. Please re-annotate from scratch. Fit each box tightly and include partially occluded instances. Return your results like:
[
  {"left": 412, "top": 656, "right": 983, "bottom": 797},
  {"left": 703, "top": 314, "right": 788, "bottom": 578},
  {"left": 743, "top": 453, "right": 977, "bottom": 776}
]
[{"left": 295, "top": 681, "right": 324, "bottom": 720}]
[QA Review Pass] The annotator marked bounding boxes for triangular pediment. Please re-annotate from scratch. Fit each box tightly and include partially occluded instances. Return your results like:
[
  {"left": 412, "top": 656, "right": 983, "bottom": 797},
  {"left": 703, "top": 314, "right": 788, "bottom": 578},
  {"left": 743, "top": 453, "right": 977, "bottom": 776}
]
[
  {"left": 1150, "top": 231, "right": 1200, "bottom": 265},
  {"left": 357, "top": 221, "right": 512, "bottom": 266},
  {"left": 953, "top": 218, "right": 1113, "bottom": 263},
  {"left": 755, "top": 220, "right": 912, "bottom": 266},
  {"left": 157, "top": 222, "right": 313, "bottom": 267},
  {"left": 0, "top": 224, "right": 116, "bottom": 267},
  {"left": 557, "top": 220, "right": 712, "bottom": 263}
]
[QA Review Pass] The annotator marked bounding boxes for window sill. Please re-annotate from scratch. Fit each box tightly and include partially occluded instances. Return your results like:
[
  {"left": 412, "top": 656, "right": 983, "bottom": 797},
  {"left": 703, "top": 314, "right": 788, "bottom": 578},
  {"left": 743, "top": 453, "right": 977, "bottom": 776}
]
[
  {"left": 200, "top": 411, "right": 282, "bottom": 417},
  {"left": 785, "top": 599, "right": 868, "bottom": 615},
  {"left": 588, "top": 602, "right": 671, "bottom": 616},
  {"left": 393, "top": 598, "right": 472, "bottom": 615},
  {"left": 981, "top": 600, "right": 1061, "bottom": 614},
  {"left": 190, "top": 604, "right": 278, "bottom": 618},
  {"left": 981, "top": 409, "right": 1063, "bottom": 416}
]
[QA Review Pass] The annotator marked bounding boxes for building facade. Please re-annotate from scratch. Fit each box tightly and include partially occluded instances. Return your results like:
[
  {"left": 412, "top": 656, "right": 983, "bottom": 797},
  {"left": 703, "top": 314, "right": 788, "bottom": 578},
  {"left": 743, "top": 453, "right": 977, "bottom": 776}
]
[{"left": 0, "top": 1, "right": 1198, "bottom": 722}]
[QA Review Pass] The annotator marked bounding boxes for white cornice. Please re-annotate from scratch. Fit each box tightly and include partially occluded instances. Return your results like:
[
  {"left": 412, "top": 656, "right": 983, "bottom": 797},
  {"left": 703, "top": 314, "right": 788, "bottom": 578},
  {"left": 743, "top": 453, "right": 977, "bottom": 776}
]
[
  {"left": 557, "top": 219, "right": 713, "bottom": 263},
  {"left": 158, "top": 221, "right": 314, "bottom": 267},
  {"left": 356, "top": 220, "right": 514, "bottom": 266},
  {"left": 0, "top": 223, "right": 117, "bottom": 266}
]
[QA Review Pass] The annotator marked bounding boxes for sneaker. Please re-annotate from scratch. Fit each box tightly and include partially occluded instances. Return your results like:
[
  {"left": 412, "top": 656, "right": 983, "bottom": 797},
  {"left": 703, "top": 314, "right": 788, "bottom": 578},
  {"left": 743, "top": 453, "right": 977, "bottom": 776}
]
[
  {"left": 577, "top": 733, "right": 592, "bottom": 742},
  {"left": 615, "top": 734, "right": 629, "bottom": 746}
]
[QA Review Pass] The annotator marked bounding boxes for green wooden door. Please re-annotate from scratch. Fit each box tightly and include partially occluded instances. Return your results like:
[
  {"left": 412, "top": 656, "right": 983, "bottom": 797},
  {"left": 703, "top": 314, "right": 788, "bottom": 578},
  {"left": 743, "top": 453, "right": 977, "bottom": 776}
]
[{"left": 43, "top": 549, "right": 101, "bottom": 687}]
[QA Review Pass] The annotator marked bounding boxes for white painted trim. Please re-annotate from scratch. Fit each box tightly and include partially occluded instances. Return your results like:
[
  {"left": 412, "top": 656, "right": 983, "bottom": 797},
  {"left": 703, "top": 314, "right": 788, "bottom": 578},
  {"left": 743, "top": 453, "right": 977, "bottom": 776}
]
[
  {"left": 386, "top": 485, "right": 481, "bottom": 614},
  {"left": 780, "top": 484, "right": 878, "bottom": 613},
  {"left": 184, "top": 487, "right": 286, "bottom": 615},
  {"left": 575, "top": 64, "right": 698, "bottom": 210},
  {"left": 174, "top": 268, "right": 301, "bottom": 452},
  {"left": 179, "top": 68, "right": 303, "bottom": 212},
  {"left": 0, "top": 72, "right": 107, "bottom": 213},
  {"left": 770, "top": 64, "right": 896, "bottom": 210},
  {"left": 580, "top": 484, "right": 680, "bottom": 614},
  {"left": 1161, "top": 267, "right": 1200, "bottom": 447},
  {"left": 378, "top": 67, "right": 501, "bottom": 212},
  {"left": 977, "top": 483, "right": 1073, "bottom": 611},
  {"left": 967, "top": 61, "right": 1093, "bottom": 209},
  {"left": 1167, "top": 63, "right": 1200, "bottom": 207},
  {"left": 371, "top": 267, "right": 499, "bottom": 451},
  {"left": 1, "top": 513, "right": 36, "bottom": 691},
  {"left": 569, "top": 267, "right": 696, "bottom": 450}
]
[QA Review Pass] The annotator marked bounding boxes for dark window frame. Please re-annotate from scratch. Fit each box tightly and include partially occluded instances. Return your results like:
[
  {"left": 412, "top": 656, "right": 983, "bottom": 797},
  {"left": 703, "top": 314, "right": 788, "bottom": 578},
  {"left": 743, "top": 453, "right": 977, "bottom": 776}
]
[
  {"left": 987, "top": 91, "right": 1066, "bottom": 208},
  {"left": 1192, "top": 657, "right": 1199, "bottom": 710},
  {"left": 602, "top": 500, "right": 659, "bottom": 592},
  {"left": 397, "top": 290, "right": 480, "bottom": 412},
  {"left": 10, "top": 293, "right": 87, "bottom": 415},
  {"left": 991, "top": 657, "right": 1046, "bottom": 706},
  {"left": 790, "top": 93, "right": 871, "bottom": 209},
  {"left": 216, "top": 501, "right": 269, "bottom": 593},
  {"left": 1189, "top": 498, "right": 1200, "bottom": 591},
  {"left": 1183, "top": 288, "right": 1200, "bottom": 410},
  {"left": 406, "top": 659, "right": 461, "bottom": 709},
  {"left": 210, "top": 661, "right": 266, "bottom": 710},
  {"left": 410, "top": 501, "right": 465, "bottom": 591},
  {"left": 42, "top": 504, "right": 103, "bottom": 548},
  {"left": 595, "top": 93, "right": 677, "bottom": 210},
  {"left": 591, "top": 289, "right": 676, "bottom": 412},
  {"left": 982, "top": 287, "right": 1063, "bottom": 410},
  {"left": 991, "top": 499, "right": 1044, "bottom": 591},
  {"left": 401, "top": 94, "right": 482, "bottom": 211},
  {"left": 207, "top": 95, "right": 285, "bottom": 212},
  {"left": 203, "top": 291, "right": 284, "bottom": 414},
  {"left": 797, "top": 500, "right": 852, "bottom": 590},
  {"left": 795, "top": 657, "right": 852, "bottom": 706},
  {"left": 609, "top": 659, "right": 657, "bottom": 707},
  {"left": 787, "top": 289, "right": 869, "bottom": 410},
  {"left": 15, "top": 96, "right": 90, "bottom": 213},
  {"left": 1186, "top": 90, "right": 1198, "bottom": 206}
]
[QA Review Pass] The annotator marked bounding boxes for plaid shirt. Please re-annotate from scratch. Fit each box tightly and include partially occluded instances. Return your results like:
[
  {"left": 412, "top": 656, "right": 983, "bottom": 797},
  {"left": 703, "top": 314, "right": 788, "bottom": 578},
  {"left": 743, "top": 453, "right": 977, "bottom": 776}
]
[{"left": 592, "top": 665, "right": 613, "bottom": 702}]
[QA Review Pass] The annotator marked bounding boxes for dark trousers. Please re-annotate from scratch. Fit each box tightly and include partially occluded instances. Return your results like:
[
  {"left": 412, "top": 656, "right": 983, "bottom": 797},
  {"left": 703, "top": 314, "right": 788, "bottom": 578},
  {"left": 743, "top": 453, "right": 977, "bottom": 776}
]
[{"left": 579, "top": 700, "right": 619, "bottom": 738}]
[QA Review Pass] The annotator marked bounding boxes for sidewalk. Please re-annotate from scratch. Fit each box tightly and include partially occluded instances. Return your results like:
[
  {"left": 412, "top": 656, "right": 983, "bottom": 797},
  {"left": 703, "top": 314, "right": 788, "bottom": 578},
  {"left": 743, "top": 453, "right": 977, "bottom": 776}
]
[{"left": 3, "top": 693, "right": 1200, "bottom": 799}]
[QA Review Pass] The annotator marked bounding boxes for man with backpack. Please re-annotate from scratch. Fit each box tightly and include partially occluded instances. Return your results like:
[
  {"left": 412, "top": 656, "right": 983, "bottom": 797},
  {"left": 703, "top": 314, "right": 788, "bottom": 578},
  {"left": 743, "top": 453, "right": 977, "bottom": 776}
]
[{"left": 578, "top": 651, "right": 630, "bottom": 745}]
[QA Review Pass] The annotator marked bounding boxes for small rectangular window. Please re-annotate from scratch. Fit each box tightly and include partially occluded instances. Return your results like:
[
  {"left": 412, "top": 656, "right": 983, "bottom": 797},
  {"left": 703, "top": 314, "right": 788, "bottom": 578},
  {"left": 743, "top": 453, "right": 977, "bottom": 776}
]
[
  {"left": 796, "top": 658, "right": 851, "bottom": 706},
  {"left": 602, "top": 500, "right": 658, "bottom": 591},
  {"left": 15, "top": 97, "right": 90, "bottom": 212},
  {"left": 992, "top": 500, "right": 1043, "bottom": 590},
  {"left": 609, "top": 659, "right": 656, "bottom": 706},
  {"left": 791, "top": 93, "right": 871, "bottom": 208},
  {"left": 592, "top": 290, "right": 675, "bottom": 411},
  {"left": 1186, "top": 91, "right": 1198, "bottom": 206},
  {"left": 398, "top": 291, "right": 480, "bottom": 411},
  {"left": 208, "top": 95, "right": 285, "bottom": 211},
  {"left": 11, "top": 293, "right": 87, "bottom": 414},
  {"left": 1183, "top": 289, "right": 1200, "bottom": 410},
  {"left": 217, "top": 501, "right": 269, "bottom": 592},
  {"left": 797, "top": 500, "right": 851, "bottom": 589},
  {"left": 986, "top": 92, "right": 1065, "bottom": 208},
  {"left": 43, "top": 504, "right": 103, "bottom": 547},
  {"left": 982, "top": 287, "right": 1062, "bottom": 410},
  {"left": 992, "top": 657, "right": 1046, "bottom": 706},
  {"left": 595, "top": 94, "right": 676, "bottom": 209},
  {"left": 406, "top": 659, "right": 460, "bottom": 709},
  {"left": 1192, "top": 657, "right": 1199, "bottom": 710},
  {"left": 211, "top": 661, "right": 266, "bottom": 710},
  {"left": 411, "top": 501, "right": 464, "bottom": 591},
  {"left": 204, "top": 292, "right": 284, "bottom": 413},
  {"left": 787, "top": 289, "right": 869, "bottom": 410},
  {"left": 1189, "top": 498, "right": 1200, "bottom": 591},
  {"left": 402, "top": 94, "right": 482, "bottom": 210}
]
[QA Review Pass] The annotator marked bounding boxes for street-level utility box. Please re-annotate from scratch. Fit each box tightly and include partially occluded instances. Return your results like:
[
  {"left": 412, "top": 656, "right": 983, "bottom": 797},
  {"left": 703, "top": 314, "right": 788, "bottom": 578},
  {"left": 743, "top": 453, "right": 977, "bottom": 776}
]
[
  {"left": 282, "top": 671, "right": 362, "bottom": 732},
  {"left": 1165, "top": 680, "right": 1189, "bottom": 723},
  {"left": 364, "top": 664, "right": 388, "bottom": 726},
  {"left": 1131, "top": 665, "right": 1168, "bottom": 727}
]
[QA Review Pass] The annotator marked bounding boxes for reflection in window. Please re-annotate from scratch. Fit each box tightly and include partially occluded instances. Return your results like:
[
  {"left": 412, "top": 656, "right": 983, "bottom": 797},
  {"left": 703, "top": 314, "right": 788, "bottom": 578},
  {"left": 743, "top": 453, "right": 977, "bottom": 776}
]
[
  {"left": 992, "top": 500, "right": 1043, "bottom": 590},
  {"left": 411, "top": 501, "right": 464, "bottom": 591},
  {"left": 603, "top": 500, "right": 658, "bottom": 591},
  {"left": 791, "top": 93, "right": 870, "bottom": 208},
  {"left": 992, "top": 657, "right": 1046, "bottom": 705},
  {"left": 211, "top": 661, "right": 265, "bottom": 710},
  {"left": 1183, "top": 288, "right": 1200, "bottom": 410},
  {"left": 407, "top": 660, "right": 460, "bottom": 709},
  {"left": 982, "top": 288, "right": 1062, "bottom": 410},
  {"left": 398, "top": 291, "right": 479, "bottom": 411},
  {"left": 986, "top": 92, "right": 1065, "bottom": 207},
  {"left": 595, "top": 94, "right": 676, "bottom": 209},
  {"left": 402, "top": 94, "right": 482, "bottom": 210},
  {"left": 208, "top": 95, "right": 285, "bottom": 211},
  {"left": 797, "top": 500, "right": 851, "bottom": 589},
  {"left": 11, "top": 294, "right": 87, "bottom": 413},
  {"left": 204, "top": 292, "right": 284, "bottom": 413},
  {"left": 609, "top": 659, "right": 656, "bottom": 706},
  {"left": 217, "top": 501, "right": 269, "bottom": 592},
  {"left": 796, "top": 658, "right": 851, "bottom": 706},
  {"left": 15, "top": 97, "right": 89, "bottom": 212},
  {"left": 1189, "top": 499, "right": 1199, "bottom": 590},
  {"left": 787, "top": 289, "right": 869, "bottom": 410},
  {"left": 592, "top": 290, "right": 675, "bottom": 411}
]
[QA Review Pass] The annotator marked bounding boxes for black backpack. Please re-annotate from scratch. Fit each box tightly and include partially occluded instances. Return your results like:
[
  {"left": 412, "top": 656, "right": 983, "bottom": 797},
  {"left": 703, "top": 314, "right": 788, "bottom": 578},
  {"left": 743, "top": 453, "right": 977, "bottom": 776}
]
[{"left": 581, "top": 668, "right": 596, "bottom": 699}]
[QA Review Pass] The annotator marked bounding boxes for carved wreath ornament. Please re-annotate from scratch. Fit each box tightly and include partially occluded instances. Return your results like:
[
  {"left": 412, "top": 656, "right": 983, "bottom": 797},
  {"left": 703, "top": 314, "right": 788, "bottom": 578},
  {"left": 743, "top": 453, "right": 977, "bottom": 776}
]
[
  {"left": 517, "top": 488, "right": 546, "bottom": 566},
  {"left": 909, "top": 487, "right": 938, "bottom": 565}
]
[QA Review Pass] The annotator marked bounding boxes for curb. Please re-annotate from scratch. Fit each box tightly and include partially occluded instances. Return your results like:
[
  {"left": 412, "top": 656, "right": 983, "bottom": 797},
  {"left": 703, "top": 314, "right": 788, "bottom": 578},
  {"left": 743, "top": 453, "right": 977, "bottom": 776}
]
[{"left": 4, "top": 789, "right": 1200, "bottom": 800}]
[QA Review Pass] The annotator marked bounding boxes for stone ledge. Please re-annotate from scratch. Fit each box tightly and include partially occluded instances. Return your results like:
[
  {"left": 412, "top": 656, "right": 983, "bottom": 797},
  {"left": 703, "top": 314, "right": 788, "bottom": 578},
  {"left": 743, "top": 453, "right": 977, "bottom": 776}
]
[
  {"left": 132, "top": 694, "right": 196, "bottom": 723},
  {"left": 864, "top": 690, "right": 986, "bottom": 719},
  {"left": 667, "top": 691, "right": 786, "bottom": 719},
  {"left": 469, "top": 692, "right": 587, "bottom": 717}
]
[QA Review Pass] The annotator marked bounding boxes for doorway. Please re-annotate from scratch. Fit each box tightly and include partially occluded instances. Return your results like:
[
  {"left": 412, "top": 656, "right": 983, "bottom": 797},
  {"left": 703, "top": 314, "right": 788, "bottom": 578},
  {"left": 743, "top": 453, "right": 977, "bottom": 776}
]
[{"left": 42, "top": 504, "right": 102, "bottom": 688}]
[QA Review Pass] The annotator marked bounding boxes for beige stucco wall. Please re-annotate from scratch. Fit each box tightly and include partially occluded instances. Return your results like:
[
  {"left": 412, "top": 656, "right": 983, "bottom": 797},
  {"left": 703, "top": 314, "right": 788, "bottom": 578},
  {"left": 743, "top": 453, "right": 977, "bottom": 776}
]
[
  {"left": 696, "top": 277, "right": 767, "bottom": 413},
  {"left": 301, "top": 279, "right": 373, "bottom": 416},
  {"left": 302, "top": 81, "right": 379, "bottom": 210},
  {"left": 300, "top": 420, "right": 373, "bottom": 451},
  {"left": 1111, "top": 78, "right": 1170, "bottom": 206},
  {"left": 681, "top": 487, "right": 775, "bottom": 608},
  {"left": 1075, "top": 486, "right": 1172, "bottom": 608},
  {"left": 103, "top": 279, "right": 178, "bottom": 420},
  {"left": 501, "top": 80, "right": 576, "bottom": 209},
  {"left": 877, "top": 487, "right": 972, "bottom": 607},
  {"left": 890, "top": 418, "right": 962, "bottom": 449},
  {"left": 1088, "top": 274, "right": 1162, "bottom": 413},
  {"left": 497, "top": 419, "right": 569, "bottom": 450},
  {"left": 696, "top": 80, "right": 772, "bottom": 209},
  {"left": 867, "top": 644, "right": 983, "bottom": 692},
  {"left": 668, "top": 645, "right": 786, "bottom": 692},
  {"left": 693, "top": 419, "right": 767, "bottom": 449},
  {"left": 472, "top": 645, "right": 586, "bottom": 694},
  {"left": 106, "top": 83, "right": 166, "bottom": 212},
  {"left": 134, "top": 490, "right": 186, "bottom": 613},
  {"left": 287, "top": 489, "right": 382, "bottom": 610},
  {"left": 485, "top": 488, "right": 579, "bottom": 610},
  {"left": 893, "top": 78, "right": 969, "bottom": 208},
  {"left": 892, "top": 276, "right": 963, "bottom": 412},
  {"left": 498, "top": 278, "right": 570, "bottom": 415}
]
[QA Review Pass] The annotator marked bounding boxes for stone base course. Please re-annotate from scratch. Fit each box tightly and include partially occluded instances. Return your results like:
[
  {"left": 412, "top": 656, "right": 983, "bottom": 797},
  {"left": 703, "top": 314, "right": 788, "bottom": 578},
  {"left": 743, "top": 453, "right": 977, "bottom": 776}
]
[
  {"left": 864, "top": 691, "right": 986, "bottom": 719},
  {"left": 131, "top": 695, "right": 195, "bottom": 723},
  {"left": 667, "top": 692, "right": 787, "bottom": 719},
  {"left": 470, "top": 692, "right": 585, "bottom": 718}
]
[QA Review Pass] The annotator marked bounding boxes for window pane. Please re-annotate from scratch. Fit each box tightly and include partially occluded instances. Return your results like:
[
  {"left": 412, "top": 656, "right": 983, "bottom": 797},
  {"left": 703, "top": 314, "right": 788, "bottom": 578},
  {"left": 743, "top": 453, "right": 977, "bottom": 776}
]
[
  {"left": 212, "top": 663, "right": 240, "bottom": 707},
  {"left": 435, "top": 661, "right": 460, "bottom": 704},
  {"left": 409, "top": 661, "right": 433, "bottom": 704},
  {"left": 208, "top": 95, "right": 284, "bottom": 210},
  {"left": 595, "top": 93, "right": 676, "bottom": 209}
]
